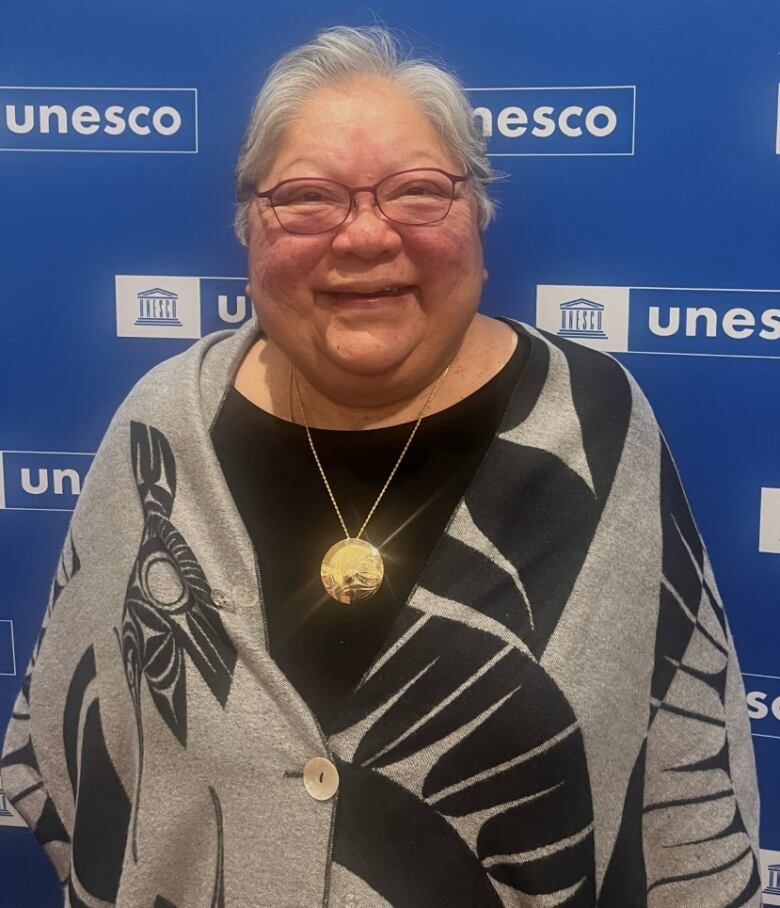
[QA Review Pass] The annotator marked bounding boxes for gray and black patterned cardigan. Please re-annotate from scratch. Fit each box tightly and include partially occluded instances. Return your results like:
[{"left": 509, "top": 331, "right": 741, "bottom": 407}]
[{"left": 2, "top": 317, "right": 761, "bottom": 907}]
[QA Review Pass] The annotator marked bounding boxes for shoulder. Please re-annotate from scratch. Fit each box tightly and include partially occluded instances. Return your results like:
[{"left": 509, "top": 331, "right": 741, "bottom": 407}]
[
  {"left": 75, "top": 319, "right": 258, "bottom": 514},
  {"left": 506, "top": 318, "right": 661, "bottom": 440},
  {"left": 121, "top": 318, "right": 259, "bottom": 423}
]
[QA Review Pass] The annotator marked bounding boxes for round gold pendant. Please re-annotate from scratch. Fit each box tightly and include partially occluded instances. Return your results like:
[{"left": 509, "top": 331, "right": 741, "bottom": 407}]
[{"left": 321, "top": 538, "right": 384, "bottom": 604}]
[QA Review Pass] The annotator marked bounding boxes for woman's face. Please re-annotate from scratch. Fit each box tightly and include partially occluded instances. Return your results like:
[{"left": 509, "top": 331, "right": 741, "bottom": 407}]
[{"left": 246, "top": 76, "right": 487, "bottom": 404}]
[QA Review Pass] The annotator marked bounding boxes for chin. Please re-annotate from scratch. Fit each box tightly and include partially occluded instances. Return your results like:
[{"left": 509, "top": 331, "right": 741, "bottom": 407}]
[{"left": 320, "top": 325, "right": 424, "bottom": 379}]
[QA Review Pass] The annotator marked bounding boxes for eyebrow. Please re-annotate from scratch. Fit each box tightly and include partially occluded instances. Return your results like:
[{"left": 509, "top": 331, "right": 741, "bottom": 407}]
[{"left": 278, "top": 150, "right": 450, "bottom": 176}]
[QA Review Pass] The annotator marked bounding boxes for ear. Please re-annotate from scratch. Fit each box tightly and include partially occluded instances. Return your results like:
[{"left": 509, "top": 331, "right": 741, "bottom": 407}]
[
  {"left": 482, "top": 267, "right": 489, "bottom": 282},
  {"left": 245, "top": 281, "right": 251, "bottom": 298}
]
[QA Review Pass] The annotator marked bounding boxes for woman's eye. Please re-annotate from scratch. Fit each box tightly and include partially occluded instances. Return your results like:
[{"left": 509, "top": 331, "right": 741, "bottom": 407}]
[
  {"left": 276, "top": 185, "right": 341, "bottom": 205},
  {"left": 397, "top": 182, "right": 446, "bottom": 198},
  {"left": 285, "top": 190, "right": 326, "bottom": 203}
]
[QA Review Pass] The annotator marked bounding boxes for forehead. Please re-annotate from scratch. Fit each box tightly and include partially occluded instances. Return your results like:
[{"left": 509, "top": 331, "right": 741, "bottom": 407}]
[{"left": 268, "top": 76, "right": 459, "bottom": 181}]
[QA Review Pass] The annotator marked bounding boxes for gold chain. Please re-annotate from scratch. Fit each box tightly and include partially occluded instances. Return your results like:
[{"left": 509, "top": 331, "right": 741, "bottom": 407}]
[{"left": 290, "top": 363, "right": 450, "bottom": 542}]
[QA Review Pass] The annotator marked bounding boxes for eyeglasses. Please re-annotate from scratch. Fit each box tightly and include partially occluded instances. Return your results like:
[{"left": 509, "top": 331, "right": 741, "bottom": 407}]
[{"left": 254, "top": 168, "right": 468, "bottom": 235}]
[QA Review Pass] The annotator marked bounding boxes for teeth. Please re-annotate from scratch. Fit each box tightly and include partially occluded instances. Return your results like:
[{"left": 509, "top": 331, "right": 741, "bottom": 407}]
[{"left": 331, "top": 285, "right": 409, "bottom": 296}]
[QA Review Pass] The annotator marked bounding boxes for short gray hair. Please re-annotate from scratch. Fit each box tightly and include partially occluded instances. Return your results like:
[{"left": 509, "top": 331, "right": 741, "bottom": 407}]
[{"left": 234, "top": 26, "right": 497, "bottom": 245}]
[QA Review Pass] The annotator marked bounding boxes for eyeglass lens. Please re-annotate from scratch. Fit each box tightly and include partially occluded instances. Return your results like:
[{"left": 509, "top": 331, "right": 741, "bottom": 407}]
[{"left": 270, "top": 169, "right": 456, "bottom": 234}]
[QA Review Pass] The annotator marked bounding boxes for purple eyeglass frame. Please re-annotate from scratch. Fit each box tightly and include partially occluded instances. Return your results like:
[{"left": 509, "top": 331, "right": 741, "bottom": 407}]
[{"left": 253, "top": 167, "right": 468, "bottom": 234}]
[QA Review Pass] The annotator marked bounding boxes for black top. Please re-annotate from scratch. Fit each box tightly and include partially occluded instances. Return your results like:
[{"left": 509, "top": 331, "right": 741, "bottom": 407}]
[{"left": 211, "top": 323, "right": 529, "bottom": 734}]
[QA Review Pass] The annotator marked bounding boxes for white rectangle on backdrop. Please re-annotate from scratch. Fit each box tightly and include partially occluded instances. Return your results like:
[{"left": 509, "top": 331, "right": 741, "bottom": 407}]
[
  {"left": 116, "top": 275, "right": 201, "bottom": 339},
  {"left": 759, "top": 487, "right": 780, "bottom": 554},
  {"left": 535, "top": 284, "right": 630, "bottom": 352}
]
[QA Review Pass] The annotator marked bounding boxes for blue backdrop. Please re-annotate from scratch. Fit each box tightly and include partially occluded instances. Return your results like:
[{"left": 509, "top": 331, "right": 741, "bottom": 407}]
[{"left": 1, "top": 1, "right": 779, "bottom": 903}]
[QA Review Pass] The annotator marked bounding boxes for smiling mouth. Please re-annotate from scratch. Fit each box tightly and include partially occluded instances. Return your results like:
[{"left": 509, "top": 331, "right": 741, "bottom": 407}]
[{"left": 325, "top": 285, "right": 415, "bottom": 304}]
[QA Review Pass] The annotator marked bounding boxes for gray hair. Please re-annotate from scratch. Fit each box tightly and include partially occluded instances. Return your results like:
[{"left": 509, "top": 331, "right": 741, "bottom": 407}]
[{"left": 234, "top": 25, "right": 497, "bottom": 245}]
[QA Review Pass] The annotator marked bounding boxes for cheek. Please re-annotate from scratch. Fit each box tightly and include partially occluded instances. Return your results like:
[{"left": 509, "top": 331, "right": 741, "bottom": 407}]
[
  {"left": 249, "top": 236, "right": 323, "bottom": 305},
  {"left": 411, "top": 219, "right": 482, "bottom": 289}
]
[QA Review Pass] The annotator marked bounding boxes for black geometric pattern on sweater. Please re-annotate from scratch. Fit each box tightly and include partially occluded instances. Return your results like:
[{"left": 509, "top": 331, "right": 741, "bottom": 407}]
[
  {"left": 641, "top": 443, "right": 759, "bottom": 903},
  {"left": 120, "top": 421, "right": 238, "bottom": 747},
  {"left": 599, "top": 740, "right": 648, "bottom": 904},
  {"left": 119, "top": 421, "right": 238, "bottom": 863},
  {"left": 70, "top": 694, "right": 131, "bottom": 903},
  {"left": 543, "top": 331, "right": 632, "bottom": 504},
  {"left": 333, "top": 616, "right": 596, "bottom": 906},
  {"left": 415, "top": 332, "right": 633, "bottom": 660}
]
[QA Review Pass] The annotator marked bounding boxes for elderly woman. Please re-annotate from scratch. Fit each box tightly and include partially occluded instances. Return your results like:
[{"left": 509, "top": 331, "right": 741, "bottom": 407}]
[{"left": 2, "top": 25, "right": 760, "bottom": 908}]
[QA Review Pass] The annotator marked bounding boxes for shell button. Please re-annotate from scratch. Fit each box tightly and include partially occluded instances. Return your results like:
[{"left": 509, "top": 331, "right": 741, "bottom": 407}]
[{"left": 303, "top": 757, "right": 339, "bottom": 801}]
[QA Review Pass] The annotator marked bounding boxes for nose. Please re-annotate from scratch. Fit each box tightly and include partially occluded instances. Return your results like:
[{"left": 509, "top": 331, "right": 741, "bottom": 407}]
[{"left": 330, "top": 191, "right": 402, "bottom": 260}]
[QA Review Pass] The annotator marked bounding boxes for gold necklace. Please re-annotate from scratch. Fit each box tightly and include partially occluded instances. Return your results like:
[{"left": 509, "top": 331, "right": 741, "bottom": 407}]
[{"left": 291, "top": 363, "right": 449, "bottom": 605}]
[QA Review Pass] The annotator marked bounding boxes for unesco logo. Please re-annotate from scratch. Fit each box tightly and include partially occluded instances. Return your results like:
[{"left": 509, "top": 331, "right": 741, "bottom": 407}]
[
  {"left": 557, "top": 299, "right": 608, "bottom": 340},
  {"left": 0, "top": 87, "right": 197, "bottom": 153},
  {"left": 536, "top": 285, "right": 780, "bottom": 357},
  {"left": 763, "top": 848, "right": 780, "bottom": 906},
  {"left": 0, "top": 450, "right": 93, "bottom": 511},
  {"left": 135, "top": 288, "right": 183, "bottom": 327},
  {"left": 115, "top": 275, "right": 252, "bottom": 339},
  {"left": 467, "top": 86, "right": 635, "bottom": 156}
]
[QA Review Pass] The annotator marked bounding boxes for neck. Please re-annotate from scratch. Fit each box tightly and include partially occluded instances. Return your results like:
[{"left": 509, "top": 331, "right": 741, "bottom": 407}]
[
  {"left": 233, "top": 314, "right": 518, "bottom": 431},
  {"left": 291, "top": 360, "right": 450, "bottom": 431}
]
